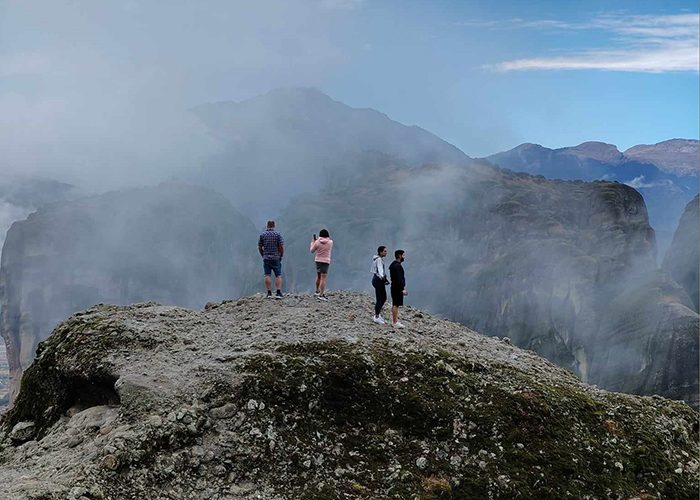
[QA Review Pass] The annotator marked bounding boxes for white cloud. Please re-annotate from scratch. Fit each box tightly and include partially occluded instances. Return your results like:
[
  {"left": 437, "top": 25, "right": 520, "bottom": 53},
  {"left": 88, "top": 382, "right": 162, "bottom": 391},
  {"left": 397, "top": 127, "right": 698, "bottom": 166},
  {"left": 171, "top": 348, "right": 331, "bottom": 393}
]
[
  {"left": 483, "top": 13, "right": 699, "bottom": 73},
  {"left": 456, "top": 18, "right": 577, "bottom": 30},
  {"left": 625, "top": 176, "right": 675, "bottom": 189}
]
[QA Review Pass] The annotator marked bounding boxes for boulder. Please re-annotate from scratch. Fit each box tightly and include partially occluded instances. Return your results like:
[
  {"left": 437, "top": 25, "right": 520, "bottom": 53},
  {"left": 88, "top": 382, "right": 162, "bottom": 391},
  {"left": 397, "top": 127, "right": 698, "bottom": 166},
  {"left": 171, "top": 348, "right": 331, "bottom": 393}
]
[
  {"left": 0, "top": 182, "right": 259, "bottom": 402},
  {"left": 0, "top": 293, "right": 696, "bottom": 498}
]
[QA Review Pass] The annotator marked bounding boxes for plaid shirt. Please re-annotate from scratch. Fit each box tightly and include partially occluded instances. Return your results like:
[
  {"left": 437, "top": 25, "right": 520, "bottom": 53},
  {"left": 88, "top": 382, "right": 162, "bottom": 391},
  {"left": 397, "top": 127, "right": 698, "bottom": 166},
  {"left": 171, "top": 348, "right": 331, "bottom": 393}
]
[{"left": 258, "top": 229, "right": 284, "bottom": 259}]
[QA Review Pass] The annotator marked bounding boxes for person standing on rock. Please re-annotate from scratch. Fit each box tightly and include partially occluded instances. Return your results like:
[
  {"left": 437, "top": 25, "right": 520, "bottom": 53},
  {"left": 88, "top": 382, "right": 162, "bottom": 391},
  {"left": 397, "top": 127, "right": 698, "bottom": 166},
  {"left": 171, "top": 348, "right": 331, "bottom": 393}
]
[
  {"left": 258, "top": 220, "right": 285, "bottom": 299},
  {"left": 389, "top": 249, "right": 408, "bottom": 328},
  {"left": 371, "top": 245, "right": 390, "bottom": 324},
  {"left": 310, "top": 228, "right": 333, "bottom": 301}
]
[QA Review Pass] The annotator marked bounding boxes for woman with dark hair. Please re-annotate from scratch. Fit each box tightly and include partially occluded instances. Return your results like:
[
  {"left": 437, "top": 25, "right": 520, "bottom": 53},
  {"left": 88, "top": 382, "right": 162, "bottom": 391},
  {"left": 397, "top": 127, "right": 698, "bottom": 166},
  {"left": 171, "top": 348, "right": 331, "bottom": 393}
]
[
  {"left": 310, "top": 228, "right": 333, "bottom": 301},
  {"left": 370, "top": 245, "right": 389, "bottom": 324}
]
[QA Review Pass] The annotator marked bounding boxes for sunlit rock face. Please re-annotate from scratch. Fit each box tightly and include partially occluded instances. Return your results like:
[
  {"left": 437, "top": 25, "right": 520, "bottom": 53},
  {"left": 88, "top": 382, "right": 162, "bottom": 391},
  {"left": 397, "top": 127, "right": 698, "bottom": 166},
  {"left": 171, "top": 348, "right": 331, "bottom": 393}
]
[
  {"left": 625, "top": 139, "right": 699, "bottom": 177},
  {"left": 0, "top": 183, "right": 258, "bottom": 400},
  {"left": 0, "top": 294, "right": 696, "bottom": 498},
  {"left": 663, "top": 195, "right": 699, "bottom": 313},
  {"left": 279, "top": 161, "right": 698, "bottom": 405}
]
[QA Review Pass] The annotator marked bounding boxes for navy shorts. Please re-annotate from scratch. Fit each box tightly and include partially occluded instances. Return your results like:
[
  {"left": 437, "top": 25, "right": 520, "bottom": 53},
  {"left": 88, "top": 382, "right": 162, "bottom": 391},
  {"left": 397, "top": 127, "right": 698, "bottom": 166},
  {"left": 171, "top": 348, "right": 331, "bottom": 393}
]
[
  {"left": 263, "top": 258, "right": 282, "bottom": 277},
  {"left": 315, "top": 262, "right": 330, "bottom": 274}
]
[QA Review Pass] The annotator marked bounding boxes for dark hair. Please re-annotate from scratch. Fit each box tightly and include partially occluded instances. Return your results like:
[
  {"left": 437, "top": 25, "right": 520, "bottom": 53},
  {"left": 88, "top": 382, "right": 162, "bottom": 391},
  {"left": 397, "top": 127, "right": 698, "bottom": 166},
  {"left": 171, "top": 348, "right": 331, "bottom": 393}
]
[
  {"left": 377, "top": 245, "right": 386, "bottom": 254},
  {"left": 266, "top": 220, "right": 275, "bottom": 228},
  {"left": 319, "top": 228, "right": 330, "bottom": 238},
  {"left": 395, "top": 249, "right": 405, "bottom": 259}
]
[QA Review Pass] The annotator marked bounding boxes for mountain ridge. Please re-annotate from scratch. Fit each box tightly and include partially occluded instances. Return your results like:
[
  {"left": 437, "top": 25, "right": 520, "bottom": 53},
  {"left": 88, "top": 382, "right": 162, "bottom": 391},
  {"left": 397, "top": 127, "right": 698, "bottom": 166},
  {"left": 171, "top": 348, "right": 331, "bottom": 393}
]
[
  {"left": 483, "top": 138, "right": 698, "bottom": 257},
  {"left": 487, "top": 138, "right": 698, "bottom": 176}
]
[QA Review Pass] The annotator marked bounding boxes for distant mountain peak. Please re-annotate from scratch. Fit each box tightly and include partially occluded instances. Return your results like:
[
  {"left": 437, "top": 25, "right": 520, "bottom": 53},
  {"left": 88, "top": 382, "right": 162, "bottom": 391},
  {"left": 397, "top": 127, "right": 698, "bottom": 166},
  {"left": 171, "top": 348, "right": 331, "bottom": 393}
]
[
  {"left": 254, "top": 86, "right": 337, "bottom": 105},
  {"left": 513, "top": 143, "right": 548, "bottom": 152},
  {"left": 624, "top": 139, "right": 699, "bottom": 176},
  {"left": 560, "top": 141, "right": 623, "bottom": 164}
]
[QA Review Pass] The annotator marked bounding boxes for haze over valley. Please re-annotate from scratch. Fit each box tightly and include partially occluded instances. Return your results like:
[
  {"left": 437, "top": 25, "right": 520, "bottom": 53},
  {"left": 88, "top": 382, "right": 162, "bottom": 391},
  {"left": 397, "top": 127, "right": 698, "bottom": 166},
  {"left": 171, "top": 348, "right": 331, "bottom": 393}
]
[
  {"left": 0, "top": 2, "right": 697, "bottom": 496},
  {"left": 0, "top": 88, "right": 697, "bottom": 409}
]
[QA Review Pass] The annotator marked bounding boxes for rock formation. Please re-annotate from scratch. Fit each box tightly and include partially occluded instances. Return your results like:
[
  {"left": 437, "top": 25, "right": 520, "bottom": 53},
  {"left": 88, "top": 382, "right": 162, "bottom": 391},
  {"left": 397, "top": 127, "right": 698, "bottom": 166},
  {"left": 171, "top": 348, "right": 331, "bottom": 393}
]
[
  {"left": 484, "top": 140, "right": 699, "bottom": 256},
  {"left": 0, "top": 183, "right": 259, "bottom": 401},
  {"left": 0, "top": 293, "right": 696, "bottom": 498},
  {"left": 663, "top": 194, "right": 699, "bottom": 312},
  {"left": 0, "top": 176, "right": 83, "bottom": 249},
  {"left": 279, "top": 162, "right": 699, "bottom": 405}
]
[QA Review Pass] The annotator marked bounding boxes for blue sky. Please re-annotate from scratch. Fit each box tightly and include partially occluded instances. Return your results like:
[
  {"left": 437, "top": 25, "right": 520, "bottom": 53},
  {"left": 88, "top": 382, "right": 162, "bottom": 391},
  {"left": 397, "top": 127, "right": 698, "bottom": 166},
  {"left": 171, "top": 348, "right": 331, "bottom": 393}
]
[
  {"left": 321, "top": 0, "right": 699, "bottom": 155},
  {"left": 0, "top": 0, "right": 697, "bottom": 182}
]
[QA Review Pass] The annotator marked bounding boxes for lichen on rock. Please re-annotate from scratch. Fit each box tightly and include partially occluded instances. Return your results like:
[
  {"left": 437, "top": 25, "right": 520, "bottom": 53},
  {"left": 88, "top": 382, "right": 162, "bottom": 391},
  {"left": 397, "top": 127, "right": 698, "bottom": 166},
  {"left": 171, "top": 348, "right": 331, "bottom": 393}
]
[{"left": 0, "top": 293, "right": 696, "bottom": 499}]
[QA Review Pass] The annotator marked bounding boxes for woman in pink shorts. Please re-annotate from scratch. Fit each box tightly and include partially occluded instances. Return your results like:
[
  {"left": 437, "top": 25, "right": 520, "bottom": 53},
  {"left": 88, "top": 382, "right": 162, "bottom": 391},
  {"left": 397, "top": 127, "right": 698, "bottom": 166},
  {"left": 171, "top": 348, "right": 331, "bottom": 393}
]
[{"left": 310, "top": 228, "right": 333, "bottom": 301}]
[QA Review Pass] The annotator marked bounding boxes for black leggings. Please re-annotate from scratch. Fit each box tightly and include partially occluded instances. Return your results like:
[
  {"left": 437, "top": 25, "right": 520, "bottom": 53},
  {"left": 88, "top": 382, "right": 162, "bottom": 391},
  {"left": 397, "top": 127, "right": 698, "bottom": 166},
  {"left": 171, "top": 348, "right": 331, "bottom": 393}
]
[{"left": 372, "top": 275, "right": 387, "bottom": 316}]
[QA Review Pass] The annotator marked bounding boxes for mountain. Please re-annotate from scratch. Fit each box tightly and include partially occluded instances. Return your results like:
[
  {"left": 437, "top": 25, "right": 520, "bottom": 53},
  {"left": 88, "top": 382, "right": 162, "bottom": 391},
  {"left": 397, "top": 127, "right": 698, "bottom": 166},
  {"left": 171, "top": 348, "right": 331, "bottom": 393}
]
[
  {"left": 0, "top": 176, "right": 83, "bottom": 248},
  {"left": 278, "top": 161, "right": 698, "bottom": 406},
  {"left": 561, "top": 141, "right": 625, "bottom": 164},
  {"left": 1, "top": 89, "right": 696, "bottom": 413},
  {"left": 0, "top": 294, "right": 697, "bottom": 498},
  {"left": 190, "top": 87, "right": 470, "bottom": 221},
  {"left": 625, "top": 139, "right": 699, "bottom": 177},
  {"left": 663, "top": 195, "right": 699, "bottom": 312},
  {"left": 484, "top": 140, "right": 699, "bottom": 257},
  {"left": 0, "top": 183, "right": 259, "bottom": 402},
  {"left": 0, "top": 176, "right": 83, "bottom": 407}
]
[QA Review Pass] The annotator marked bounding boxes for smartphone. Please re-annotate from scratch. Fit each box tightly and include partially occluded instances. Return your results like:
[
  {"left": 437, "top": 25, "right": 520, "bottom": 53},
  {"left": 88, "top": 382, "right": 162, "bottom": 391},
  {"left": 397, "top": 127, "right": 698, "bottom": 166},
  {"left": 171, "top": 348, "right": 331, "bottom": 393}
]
[{"left": 313, "top": 234, "right": 317, "bottom": 240}]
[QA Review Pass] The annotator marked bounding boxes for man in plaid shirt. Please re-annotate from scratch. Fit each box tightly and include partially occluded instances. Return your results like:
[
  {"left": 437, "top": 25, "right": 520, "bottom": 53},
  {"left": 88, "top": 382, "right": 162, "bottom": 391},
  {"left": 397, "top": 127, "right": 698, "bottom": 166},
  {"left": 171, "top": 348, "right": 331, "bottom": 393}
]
[{"left": 258, "top": 220, "right": 285, "bottom": 299}]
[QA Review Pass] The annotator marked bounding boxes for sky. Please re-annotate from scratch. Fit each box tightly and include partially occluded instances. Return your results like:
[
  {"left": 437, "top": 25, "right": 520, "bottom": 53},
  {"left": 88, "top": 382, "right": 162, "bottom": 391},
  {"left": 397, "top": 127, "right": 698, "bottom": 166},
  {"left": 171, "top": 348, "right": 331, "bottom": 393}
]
[{"left": 0, "top": 0, "right": 697, "bottom": 182}]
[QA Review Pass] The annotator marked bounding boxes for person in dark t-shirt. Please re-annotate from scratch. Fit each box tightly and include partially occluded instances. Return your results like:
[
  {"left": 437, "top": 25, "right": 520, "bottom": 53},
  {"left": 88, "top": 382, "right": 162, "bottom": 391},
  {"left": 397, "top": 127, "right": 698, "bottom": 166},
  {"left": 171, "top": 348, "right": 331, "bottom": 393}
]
[
  {"left": 389, "top": 249, "right": 407, "bottom": 328},
  {"left": 258, "top": 220, "right": 285, "bottom": 299}
]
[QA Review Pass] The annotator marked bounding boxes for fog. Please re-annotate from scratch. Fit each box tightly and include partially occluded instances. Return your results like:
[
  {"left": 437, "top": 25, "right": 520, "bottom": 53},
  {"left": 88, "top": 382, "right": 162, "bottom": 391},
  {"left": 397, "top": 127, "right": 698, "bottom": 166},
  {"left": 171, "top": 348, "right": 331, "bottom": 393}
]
[
  {"left": 0, "top": 0, "right": 349, "bottom": 191},
  {"left": 0, "top": 1, "right": 696, "bottom": 408}
]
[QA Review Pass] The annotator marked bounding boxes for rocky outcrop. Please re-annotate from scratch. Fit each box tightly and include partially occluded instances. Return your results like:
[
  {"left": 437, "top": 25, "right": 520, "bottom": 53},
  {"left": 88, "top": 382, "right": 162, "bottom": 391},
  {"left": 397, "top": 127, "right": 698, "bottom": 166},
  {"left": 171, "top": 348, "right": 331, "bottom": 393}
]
[
  {"left": 663, "top": 195, "right": 699, "bottom": 312},
  {"left": 0, "top": 344, "right": 8, "bottom": 408},
  {"left": 0, "top": 183, "right": 259, "bottom": 401},
  {"left": 279, "top": 162, "right": 698, "bottom": 405},
  {"left": 0, "top": 176, "right": 83, "bottom": 249},
  {"left": 0, "top": 293, "right": 697, "bottom": 498},
  {"left": 484, "top": 140, "right": 698, "bottom": 256}
]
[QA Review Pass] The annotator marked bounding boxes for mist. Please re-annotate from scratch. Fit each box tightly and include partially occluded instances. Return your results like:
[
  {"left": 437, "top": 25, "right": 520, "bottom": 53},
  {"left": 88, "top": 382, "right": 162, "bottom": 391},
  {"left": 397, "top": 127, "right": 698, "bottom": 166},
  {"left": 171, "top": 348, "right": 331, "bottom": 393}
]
[
  {"left": 0, "top": 0, "right": 351, "bottom": 192},
  {"left": 0, "top": 1, "right": 696, "bottom": 410}
]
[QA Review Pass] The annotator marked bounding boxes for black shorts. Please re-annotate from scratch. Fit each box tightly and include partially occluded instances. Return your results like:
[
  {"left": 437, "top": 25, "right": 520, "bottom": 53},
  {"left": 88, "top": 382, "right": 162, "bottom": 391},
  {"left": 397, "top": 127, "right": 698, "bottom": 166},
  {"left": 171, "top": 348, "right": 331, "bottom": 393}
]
[
  {"left": 391, "top": 288, "right": 403, "bottom": 306},
  {"left": 315, "top": 262, "right": 330, "bottom": 274}
]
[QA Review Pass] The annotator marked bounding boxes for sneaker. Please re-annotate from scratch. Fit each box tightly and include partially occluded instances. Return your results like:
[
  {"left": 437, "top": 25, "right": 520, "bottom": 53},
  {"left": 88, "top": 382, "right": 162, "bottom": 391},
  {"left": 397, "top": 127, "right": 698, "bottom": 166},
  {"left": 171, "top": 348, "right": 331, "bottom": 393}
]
[
  {"left": 317, "top": 294, "right": 328, "bottom": 302},
  {"left": 266, "top": 290, "right": 273, "bottom": 299},
  {"left": 275, "top": 290, "right": 283, "bottom": 299},
  {"left": 314, "top": 291, "right": 320, "bottom": 297},
  {"left": 372, "top": 316, "right": 386, "bottom": 325},
  {"left": 392, "top": 321, "right": 405, "bottom": 329}
]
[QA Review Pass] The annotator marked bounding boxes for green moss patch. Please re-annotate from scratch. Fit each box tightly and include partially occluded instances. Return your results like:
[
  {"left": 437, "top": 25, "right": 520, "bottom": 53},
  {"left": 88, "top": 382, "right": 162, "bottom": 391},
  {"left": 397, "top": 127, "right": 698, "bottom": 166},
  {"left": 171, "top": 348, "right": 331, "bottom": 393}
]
[{"left": 231, "top": 340, "right": 698, "bottom": 499}]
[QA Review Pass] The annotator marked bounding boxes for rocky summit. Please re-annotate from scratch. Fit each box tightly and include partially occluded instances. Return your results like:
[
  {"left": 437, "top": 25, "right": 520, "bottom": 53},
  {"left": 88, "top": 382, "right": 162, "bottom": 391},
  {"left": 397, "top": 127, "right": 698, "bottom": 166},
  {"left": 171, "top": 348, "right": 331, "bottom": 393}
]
[{"left": 0, "top": 293, "right": 697, "bottom": 499}]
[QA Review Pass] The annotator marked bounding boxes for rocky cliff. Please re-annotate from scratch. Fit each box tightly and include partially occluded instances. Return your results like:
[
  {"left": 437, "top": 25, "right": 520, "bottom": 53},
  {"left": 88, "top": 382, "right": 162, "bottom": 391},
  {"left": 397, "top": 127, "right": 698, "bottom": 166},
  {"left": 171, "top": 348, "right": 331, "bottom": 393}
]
[
  {"left": 0, "top": 176, "right": 83, "bottom": 249},
  {"left": 484, "top": 140, "right": 699, "bottom": 256},
  {"left": 0, "top": 183, "right": 259, "bottom": 401},
  {"left": 0, "top": 293, "right": 697, "bottom": 499},
  {"left": 279, "top": 162, "right": 699, "bottom": 405},
  {"left": 663, "top": 194, "right": 699, "bottom": 312}
]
